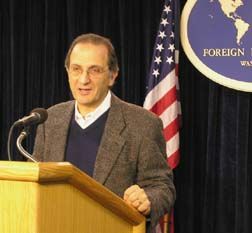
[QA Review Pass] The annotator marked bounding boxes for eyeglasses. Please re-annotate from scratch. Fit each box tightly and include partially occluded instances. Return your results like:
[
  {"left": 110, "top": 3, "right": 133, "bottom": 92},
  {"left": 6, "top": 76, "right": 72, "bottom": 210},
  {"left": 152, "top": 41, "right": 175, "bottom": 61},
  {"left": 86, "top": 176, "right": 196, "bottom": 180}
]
[{"left": 68, "top": 65, "right": 109, "bottom": 77}]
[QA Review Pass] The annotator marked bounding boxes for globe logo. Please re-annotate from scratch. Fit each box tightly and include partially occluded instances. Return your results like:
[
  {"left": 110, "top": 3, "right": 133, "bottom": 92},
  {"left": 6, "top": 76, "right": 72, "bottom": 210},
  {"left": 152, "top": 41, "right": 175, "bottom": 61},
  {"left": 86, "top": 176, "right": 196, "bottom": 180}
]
[{"left": 181, "top": 0, "right": 252, "bottom": 92}]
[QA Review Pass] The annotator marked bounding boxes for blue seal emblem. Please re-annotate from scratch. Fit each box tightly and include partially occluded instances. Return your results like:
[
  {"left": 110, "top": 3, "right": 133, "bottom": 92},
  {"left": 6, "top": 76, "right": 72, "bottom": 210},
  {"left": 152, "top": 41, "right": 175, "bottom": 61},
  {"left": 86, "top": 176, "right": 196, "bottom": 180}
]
[{"left": 181, "top": 0, "right": 252, "bottom": 92}]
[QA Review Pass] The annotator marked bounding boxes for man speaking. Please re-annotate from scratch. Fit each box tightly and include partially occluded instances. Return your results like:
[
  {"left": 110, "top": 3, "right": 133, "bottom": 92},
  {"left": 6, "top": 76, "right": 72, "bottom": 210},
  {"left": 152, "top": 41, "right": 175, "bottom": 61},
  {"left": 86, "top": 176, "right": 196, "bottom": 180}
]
[{"left": 33, "top": 33, "right": 175, "bottom": 231}]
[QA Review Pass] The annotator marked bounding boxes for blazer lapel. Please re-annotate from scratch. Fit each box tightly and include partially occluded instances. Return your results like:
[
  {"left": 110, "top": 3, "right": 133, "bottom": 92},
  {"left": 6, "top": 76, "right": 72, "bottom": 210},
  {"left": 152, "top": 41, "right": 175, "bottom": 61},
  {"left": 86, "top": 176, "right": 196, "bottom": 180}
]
[
  {"left": 93, "top": 95, "right": 126, "bottom": 184},
  {"left": 46, "top": 101, "right": 74, "bottom": 161}
]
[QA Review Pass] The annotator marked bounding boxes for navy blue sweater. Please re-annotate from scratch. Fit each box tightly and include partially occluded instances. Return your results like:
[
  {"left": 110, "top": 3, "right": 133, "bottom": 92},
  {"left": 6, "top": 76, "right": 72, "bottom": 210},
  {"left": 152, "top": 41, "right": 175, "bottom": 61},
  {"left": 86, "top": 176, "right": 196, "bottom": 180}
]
[{"left": 65, "top": 110, "right": 109, "bottom": 176}]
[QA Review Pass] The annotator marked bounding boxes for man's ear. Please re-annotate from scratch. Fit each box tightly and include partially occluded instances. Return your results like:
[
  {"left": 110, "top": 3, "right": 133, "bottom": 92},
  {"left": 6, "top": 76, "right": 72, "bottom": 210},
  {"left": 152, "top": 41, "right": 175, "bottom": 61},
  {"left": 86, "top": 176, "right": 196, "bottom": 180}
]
[{"left": 109, "top": 71, "right": 118, "bottom": 87}]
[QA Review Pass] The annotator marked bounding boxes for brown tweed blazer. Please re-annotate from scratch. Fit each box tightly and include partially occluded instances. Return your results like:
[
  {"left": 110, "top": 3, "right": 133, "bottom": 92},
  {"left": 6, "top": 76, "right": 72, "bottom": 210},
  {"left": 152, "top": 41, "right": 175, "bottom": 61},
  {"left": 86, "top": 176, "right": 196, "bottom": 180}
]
[{"left": 33, "top": 94, "right": 175, "bottom": 228}]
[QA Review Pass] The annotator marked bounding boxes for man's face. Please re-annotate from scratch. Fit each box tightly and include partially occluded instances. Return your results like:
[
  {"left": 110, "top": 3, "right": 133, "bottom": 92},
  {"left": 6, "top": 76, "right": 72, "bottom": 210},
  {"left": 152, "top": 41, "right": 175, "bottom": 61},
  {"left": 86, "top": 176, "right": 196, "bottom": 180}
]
[{"left": 67, "top": 43, "right": 117, "bottom": 115}]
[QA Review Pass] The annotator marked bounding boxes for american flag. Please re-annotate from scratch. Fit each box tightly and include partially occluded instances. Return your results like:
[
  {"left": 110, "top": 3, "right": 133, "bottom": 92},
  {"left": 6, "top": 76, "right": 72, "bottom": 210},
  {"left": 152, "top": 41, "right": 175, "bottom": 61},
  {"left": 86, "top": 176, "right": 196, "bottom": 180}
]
[{"left": 143, "top": 0, "right": 180, "bottom": 232}]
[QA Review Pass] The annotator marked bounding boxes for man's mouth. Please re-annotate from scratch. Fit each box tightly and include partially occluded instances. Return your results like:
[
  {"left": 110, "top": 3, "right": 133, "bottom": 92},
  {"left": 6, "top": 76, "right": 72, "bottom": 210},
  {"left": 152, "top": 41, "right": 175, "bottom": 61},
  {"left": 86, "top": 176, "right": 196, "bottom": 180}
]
[{"left": 78, "top": 88, "right": 92, "bottom": 95}]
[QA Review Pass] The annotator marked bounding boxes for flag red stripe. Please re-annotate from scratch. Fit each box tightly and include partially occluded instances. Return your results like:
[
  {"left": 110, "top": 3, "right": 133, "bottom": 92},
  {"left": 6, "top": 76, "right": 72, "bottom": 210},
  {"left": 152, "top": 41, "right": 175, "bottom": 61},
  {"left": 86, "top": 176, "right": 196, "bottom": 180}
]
[
  {"left": 175, "top": 63, "right": 179, "bottom": 76},
  {"left": 163, "top": 117, "right": 179, "bottom": 141},
  {"left": 150, "top": 85, "right": 177, "bottom": 115},
  {"left": 168, "top": 209, "right": 175, "bottom": 233},
  {"left": 167, "top": 149, "right": 180, "bottom": 169}
]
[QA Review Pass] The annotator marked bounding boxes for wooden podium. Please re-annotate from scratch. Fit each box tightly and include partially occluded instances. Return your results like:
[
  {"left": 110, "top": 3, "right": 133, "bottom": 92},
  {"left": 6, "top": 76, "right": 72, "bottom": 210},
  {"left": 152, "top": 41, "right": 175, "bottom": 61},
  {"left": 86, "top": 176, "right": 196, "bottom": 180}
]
[{"left": 0, "top": 161, "right": 145, "bottom": 233}]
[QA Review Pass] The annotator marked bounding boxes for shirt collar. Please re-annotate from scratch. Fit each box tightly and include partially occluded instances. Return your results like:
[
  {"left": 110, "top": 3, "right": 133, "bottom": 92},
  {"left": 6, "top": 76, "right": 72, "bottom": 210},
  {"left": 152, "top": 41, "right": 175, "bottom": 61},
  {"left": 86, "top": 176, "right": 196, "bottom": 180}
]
[{"left": 75, "top": 91, "right": 111, "bottom": 129}]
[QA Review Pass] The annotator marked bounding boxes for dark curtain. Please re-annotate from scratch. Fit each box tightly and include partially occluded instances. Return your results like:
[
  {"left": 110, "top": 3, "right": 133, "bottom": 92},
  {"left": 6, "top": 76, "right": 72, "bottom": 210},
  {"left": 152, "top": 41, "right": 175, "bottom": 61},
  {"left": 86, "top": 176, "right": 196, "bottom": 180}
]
[{"left": 1, "top": 1, "right": 252, "bottom": 233}]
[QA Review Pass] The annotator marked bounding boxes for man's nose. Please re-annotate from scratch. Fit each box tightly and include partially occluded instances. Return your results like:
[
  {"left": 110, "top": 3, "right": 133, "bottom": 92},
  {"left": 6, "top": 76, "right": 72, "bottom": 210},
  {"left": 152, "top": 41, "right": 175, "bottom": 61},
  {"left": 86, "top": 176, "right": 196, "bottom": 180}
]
[{"left": 78, "top": 71, "right": 90, "bottom": 84}]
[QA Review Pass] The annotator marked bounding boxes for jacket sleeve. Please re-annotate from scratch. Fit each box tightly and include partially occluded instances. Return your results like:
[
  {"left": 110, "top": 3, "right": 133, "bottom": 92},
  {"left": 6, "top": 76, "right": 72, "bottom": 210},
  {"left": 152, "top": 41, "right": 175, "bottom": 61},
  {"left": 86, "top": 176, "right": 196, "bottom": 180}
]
[{"left": 136, "top": 117, "right": 176, "bottom": 229}]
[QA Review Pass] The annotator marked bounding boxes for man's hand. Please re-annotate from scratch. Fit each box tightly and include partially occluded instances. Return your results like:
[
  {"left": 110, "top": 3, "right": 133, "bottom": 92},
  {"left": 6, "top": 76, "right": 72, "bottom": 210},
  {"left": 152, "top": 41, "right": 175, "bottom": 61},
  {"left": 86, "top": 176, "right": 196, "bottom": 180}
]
[{"left": 123, "top": 185, "right": 151, "bottom": 216}]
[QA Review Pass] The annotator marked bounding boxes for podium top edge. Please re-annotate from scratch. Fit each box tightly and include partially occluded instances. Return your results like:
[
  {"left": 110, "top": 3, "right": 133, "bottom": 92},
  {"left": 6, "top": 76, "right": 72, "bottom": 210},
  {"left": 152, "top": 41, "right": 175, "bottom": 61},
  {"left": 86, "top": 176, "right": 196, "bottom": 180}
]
[{"left": 0, "top": 161, "right": 72, "bottom": 182}]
